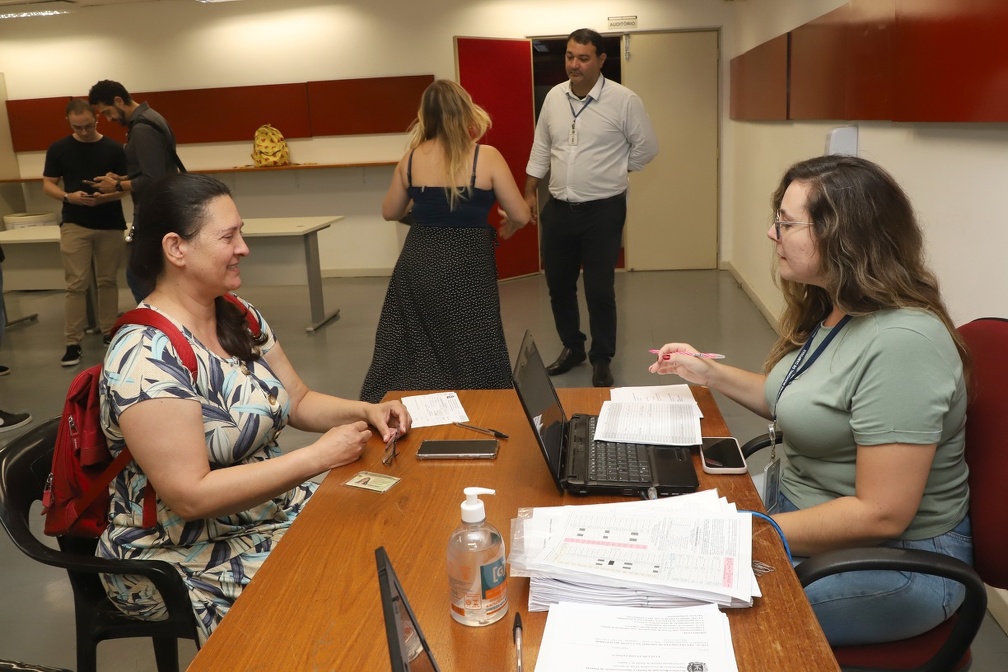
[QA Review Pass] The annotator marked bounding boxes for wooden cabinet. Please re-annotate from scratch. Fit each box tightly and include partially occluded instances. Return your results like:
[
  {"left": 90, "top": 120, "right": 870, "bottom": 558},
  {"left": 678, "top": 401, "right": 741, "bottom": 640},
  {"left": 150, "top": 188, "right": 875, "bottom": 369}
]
[{"left": 731, "top": 0, "right": 1008, "bottom": 123}]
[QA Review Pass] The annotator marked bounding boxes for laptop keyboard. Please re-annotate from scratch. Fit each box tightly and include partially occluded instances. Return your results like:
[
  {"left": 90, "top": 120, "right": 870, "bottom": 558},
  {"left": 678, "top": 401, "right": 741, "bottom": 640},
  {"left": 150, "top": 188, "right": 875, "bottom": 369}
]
[{"left": 586, "top": 416, "right": 653, "bottom": 484}]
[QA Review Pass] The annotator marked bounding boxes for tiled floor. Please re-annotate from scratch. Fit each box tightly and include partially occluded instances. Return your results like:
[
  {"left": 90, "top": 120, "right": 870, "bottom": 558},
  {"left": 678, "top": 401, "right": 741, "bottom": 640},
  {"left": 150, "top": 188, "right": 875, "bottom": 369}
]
[{"left": 1, "top": 270, "right": 1006, "bottom": 670}]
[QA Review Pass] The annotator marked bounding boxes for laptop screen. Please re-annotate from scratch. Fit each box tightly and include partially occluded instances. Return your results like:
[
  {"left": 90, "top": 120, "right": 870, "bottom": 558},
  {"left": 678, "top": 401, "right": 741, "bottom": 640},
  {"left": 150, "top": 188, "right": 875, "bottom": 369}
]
[
  {"left": 512, "top": 331, "right": 568, "bottom": 492},
  {"left": 375, "top": 547, "right": 441, "bottom": 672}
]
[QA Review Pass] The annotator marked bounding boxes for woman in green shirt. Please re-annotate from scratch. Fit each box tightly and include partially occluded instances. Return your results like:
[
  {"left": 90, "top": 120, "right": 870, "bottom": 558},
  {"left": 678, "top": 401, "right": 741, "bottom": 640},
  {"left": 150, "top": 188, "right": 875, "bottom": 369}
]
[{"left": 650, "top": 155, "right": 971, "bottom": 646}]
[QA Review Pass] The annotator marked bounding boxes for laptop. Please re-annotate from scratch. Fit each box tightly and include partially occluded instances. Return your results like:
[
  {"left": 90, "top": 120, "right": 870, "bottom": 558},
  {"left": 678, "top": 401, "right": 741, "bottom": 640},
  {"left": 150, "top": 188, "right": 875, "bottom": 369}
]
[
  {"left": 512, "top": 330, "right": 699, "bottom": 497},
  {"left": 376, "top": 546, "right": 441, "bottom": 672}
]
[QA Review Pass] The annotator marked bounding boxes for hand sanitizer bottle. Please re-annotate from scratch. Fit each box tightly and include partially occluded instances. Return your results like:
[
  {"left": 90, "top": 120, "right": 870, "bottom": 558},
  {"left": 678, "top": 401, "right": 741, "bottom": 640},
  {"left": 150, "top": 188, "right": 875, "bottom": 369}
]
[{"left": 447, "top": 487, "right": 509, "bottom": 626}]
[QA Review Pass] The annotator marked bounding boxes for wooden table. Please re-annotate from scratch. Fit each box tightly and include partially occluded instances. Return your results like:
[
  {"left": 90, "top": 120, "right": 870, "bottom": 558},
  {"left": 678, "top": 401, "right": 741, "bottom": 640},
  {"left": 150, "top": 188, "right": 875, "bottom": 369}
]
[
  {"left": 0, "top": 216, "right": 343, "bottom": 332},
  {"left": 186, "top": 388, "right": 839, "bottom": 672}
]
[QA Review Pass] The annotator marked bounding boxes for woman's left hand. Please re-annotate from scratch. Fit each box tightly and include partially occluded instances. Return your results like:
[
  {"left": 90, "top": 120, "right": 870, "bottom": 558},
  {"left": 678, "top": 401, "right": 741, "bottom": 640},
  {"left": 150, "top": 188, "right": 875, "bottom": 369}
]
[
  {"left": 498, "top": 208, "right": 527, "bottom": 239},
  {"left": 367, "top": 400, "right": 412, "bottom": 442}
]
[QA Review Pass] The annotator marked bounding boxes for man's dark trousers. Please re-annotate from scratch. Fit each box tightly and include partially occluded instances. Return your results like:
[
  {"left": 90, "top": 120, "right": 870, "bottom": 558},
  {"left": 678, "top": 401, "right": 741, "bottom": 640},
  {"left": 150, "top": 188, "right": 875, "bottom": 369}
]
[{"left": 540, "top": 193, "right": 627, "bottom": 364}]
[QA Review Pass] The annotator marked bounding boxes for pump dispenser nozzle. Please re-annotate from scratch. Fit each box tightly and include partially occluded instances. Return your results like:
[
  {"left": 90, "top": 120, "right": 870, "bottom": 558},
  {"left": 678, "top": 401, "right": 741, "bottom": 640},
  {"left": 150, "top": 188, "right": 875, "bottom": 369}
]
[{"left": 461, "top": 487, "right": 495, "bottom": 523}]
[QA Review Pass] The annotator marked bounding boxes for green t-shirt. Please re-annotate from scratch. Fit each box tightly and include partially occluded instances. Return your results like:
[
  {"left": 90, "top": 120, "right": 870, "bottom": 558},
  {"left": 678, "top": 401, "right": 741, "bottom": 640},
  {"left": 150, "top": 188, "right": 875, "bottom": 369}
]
[{"left": 764, "top": 308, "right": 968, "bottom": 540}]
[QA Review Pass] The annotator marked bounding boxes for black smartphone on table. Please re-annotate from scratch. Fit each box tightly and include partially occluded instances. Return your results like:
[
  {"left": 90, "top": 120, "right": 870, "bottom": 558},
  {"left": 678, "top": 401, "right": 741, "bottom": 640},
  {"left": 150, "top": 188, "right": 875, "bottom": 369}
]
[
  {"left": 416, "top": 439, "right": 499, "bottom": 460},
  {"left": 700, "top": 436, "right": 747, "bottom": 474}
]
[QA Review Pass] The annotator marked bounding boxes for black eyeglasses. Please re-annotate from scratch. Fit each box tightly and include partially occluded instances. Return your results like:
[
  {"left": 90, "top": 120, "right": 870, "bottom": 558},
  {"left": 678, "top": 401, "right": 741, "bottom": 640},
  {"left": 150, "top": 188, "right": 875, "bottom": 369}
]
[
  {"left": 773, "top": 209, "right": 813, "bottom": 240},
  {"left": 382, "top": 430, "right": 400, "bottom": 466}
]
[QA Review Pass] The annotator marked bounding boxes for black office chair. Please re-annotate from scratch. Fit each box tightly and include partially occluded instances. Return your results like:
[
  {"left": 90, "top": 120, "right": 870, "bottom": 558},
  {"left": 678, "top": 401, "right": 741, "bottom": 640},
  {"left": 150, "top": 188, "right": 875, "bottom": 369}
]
[
  {"left": 741, "top": 317, "right": 1008, "bottom": 672},
  {"left": 0, "top": 418, "right": 200, "bottom": 672},
  {"left": 0, "top": 660, "right": 71, "bottom": 672}
]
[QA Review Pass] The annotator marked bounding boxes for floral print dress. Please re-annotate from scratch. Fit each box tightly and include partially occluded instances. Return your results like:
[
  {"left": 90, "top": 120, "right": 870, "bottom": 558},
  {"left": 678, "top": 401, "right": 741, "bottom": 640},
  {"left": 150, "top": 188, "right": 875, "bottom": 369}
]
[{"left": 97, "top": 296, "right": 316, "bottom": 644}]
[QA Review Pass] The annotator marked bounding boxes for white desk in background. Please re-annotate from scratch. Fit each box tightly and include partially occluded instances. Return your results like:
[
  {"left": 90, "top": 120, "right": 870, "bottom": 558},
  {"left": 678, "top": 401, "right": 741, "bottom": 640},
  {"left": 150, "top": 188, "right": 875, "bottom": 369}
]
[{"left": 0, "top": 216, "right": 344, "bottom": 333}]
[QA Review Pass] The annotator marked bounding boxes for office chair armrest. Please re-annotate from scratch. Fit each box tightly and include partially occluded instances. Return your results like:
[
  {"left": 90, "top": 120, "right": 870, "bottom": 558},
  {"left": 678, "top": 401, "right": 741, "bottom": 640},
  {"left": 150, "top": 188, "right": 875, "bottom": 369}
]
[
  {"left": 4, "top": 530, "right": 193, "bottom": 621},
  {"left": 741, "top": 431, "right": 783, "bottom": 459},
  {"left": 796, "top": 547, "right": 988, "bottom": 672}
]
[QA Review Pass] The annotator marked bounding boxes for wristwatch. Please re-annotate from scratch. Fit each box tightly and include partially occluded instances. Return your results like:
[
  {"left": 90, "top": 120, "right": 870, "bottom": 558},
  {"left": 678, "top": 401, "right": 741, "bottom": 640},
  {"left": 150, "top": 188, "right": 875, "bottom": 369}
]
[
  {"left": 63, "top": 193, "right": 69, "bottom": 203},
  {"left": 114, "top": 179, "right": 123, "bottom": 192}
]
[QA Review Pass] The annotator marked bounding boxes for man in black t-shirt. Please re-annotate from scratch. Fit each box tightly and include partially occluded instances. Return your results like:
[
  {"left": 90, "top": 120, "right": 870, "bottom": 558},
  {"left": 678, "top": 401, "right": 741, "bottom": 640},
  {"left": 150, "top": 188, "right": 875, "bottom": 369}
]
[{"left": 42, "top": 98, "right": 128, "bottom": 367}]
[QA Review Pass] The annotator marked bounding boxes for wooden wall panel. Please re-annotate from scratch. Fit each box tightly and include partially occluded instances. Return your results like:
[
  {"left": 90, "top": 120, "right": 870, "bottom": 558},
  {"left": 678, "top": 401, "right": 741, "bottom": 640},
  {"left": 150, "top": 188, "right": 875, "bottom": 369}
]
[
  {"left": 6, "top": 76, "right": 433, "bottom": 154},
  {"left": 789, "top": 0, "right": 895, "bottom": 121},
  {"left": 729, "top": 35, "right": 788, "bottom": 121},
  {"left": 845, "top": 0, "right": 894, "bottom": 120},
  {"left": 307, "top": 75, "right": 433, "bottom": 136},
  {"left": 140, "top": 83, "right": 311, "bottom": 144},
  {"left": 789, "top": 5, "right": 849, "bottom": 120},
  {"left": 894, "top": 0, "right": 1008, "bottom": 122},
  {"left": 6, "top": 96, "right": 75, "bottom": 153}
]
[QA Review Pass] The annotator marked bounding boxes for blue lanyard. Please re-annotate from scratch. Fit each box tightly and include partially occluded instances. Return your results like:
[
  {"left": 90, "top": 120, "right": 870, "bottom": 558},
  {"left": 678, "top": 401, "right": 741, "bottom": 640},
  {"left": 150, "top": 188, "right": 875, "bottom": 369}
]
[
  {"left": 772, "top": 314, "right": 852, "bottom": 419},
  {"left": 567, "top": 77, "right": 604, "bottom": 126}
]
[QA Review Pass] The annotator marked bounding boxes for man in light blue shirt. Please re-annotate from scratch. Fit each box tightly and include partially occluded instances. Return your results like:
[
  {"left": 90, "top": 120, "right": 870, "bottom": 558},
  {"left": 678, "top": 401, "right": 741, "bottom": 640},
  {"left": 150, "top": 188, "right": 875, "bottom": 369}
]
[{"left": 525, "top": 28, "right": 658, "bottom": 387}]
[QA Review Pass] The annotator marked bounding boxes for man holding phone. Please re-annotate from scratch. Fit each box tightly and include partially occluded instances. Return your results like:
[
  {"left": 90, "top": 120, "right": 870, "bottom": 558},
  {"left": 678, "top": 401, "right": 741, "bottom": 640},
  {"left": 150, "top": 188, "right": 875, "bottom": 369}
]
[{"left": 42, "top": 98, "right": 128, "bottom": 367}]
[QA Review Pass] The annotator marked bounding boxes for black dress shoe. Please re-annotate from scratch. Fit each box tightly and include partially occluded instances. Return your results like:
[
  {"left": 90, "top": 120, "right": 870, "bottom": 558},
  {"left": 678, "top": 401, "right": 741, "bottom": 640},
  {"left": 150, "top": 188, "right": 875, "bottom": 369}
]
[
  {"left": 545, "top": 347, "right": 587, "bottom": 376},
  {"left": 592, "top": 361, "right": 614, "bottom": 387}
]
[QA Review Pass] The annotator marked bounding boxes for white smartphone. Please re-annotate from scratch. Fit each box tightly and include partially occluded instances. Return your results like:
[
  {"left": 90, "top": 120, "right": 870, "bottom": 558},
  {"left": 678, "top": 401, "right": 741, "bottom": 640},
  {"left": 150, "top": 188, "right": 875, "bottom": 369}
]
[{"left": 700, "top": 437, "right": 747, "bottom": 475}]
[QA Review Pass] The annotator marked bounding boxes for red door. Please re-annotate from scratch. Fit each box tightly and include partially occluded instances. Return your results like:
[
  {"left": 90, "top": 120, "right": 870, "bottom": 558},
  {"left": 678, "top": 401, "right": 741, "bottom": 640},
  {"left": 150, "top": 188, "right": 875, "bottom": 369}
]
[{"left": 455, "top": 37, "right": 539, "bottom": 280}]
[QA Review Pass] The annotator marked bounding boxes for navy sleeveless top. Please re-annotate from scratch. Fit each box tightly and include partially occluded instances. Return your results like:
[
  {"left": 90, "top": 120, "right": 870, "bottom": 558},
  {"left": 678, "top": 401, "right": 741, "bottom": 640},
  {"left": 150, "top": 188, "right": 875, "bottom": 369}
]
[{"left": 406, "top": 145, "right": 495, "bottom": 228}]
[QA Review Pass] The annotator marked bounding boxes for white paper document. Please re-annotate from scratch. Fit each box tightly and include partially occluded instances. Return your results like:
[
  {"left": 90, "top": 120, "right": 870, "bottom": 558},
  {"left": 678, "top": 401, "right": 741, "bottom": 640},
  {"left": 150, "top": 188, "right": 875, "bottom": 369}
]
[
  {"left": 510, "top": 491, "right": 759, "bottom": 612},
  {"left": 593, "top": 401, "right": 703, "bottom": 446},
  {"left": 535, "top": 602, "right": 740, "bottom": 672},
  {"left": 610, "top": 384, "right": 697, "bottom": 405},
  {"left": 399, "top": 392, "right": 468, "bottom": 428}
]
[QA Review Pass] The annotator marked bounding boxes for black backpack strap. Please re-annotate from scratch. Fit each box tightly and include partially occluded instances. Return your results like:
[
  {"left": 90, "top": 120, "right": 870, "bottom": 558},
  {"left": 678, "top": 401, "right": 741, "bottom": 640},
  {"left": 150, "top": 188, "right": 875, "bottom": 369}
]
[{"left": 129, "top": 117, "right": 187, "bottom": 173}]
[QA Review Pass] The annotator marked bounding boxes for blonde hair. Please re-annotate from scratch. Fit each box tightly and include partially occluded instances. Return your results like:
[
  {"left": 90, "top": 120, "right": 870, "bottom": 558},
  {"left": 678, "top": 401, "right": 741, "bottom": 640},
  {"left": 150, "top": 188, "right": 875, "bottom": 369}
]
[
  {"left": 764, "top": 155, "right": 970, "bottom": 382},
  {"left": 407, "top": 80, "right": 491, "bottom": 209}
]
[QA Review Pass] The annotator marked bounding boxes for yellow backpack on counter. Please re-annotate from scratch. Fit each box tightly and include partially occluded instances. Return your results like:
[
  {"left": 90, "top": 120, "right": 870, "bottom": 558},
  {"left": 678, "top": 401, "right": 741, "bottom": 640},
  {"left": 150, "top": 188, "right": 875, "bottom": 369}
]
[{"left": 252, "top": 124, "right": 290, "bottom": 167}]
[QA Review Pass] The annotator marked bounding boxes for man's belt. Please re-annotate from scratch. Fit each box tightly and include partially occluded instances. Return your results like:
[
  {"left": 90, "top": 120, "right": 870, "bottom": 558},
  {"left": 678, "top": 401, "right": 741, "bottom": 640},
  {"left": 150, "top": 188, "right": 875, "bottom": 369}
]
[{"left": 550, "top": 191, "right": 627, "bottom": 208}]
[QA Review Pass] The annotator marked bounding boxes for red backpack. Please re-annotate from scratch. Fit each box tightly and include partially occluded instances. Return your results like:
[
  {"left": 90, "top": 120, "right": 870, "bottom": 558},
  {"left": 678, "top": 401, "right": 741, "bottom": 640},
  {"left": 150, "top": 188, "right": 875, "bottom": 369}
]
[{"left": 42, "top": 295, "right": 260, "bottom": 538}]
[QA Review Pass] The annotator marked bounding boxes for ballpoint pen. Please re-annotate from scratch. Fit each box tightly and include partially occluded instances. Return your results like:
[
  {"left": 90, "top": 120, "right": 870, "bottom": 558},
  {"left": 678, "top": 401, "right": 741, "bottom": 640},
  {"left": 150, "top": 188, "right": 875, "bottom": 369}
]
[
  {"left": 649, "top": 348, "right": 725, "bottom": 360},
  {"left": 453, "top": 421, "right": 509, "bottom": 440},
  {"left": 513, "top": 612, "right": 524, "bottom": 672}
]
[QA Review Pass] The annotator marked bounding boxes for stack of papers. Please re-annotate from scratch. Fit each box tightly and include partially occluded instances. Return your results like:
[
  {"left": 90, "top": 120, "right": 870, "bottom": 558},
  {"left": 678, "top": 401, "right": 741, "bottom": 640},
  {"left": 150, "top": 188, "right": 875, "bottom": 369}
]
[
  {"left": 535, "top": 602, "right": 739, "bottom": 672},
  {"left": 509, "top": 490, "right": 760, "bottom": 612},
  {"left": 595, "top": 384, "right": 704, "bottom": 446}
]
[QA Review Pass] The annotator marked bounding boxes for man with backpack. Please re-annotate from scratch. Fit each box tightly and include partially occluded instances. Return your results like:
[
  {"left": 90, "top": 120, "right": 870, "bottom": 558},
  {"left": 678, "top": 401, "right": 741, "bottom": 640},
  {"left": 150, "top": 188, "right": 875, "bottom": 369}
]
[{"left": 87, "top": 79, "right": 184, "bottom": 302}]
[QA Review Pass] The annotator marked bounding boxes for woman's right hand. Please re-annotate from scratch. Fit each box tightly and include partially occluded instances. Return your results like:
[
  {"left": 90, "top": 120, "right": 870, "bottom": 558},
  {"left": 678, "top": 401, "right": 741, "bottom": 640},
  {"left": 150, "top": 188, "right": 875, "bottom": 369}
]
[
  {"left": 316, "top": 421, "right": 372, "bottom": 469},
  {"left": 648, "top": 343, "right": 717, "bottom": 385}
]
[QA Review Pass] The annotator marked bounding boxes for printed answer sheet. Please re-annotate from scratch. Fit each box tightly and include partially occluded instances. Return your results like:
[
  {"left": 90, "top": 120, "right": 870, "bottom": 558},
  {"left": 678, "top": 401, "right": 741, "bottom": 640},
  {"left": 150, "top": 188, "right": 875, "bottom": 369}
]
[
  {"left": 510, "top": 490, "right": 758, "bottom": 610},
  {"left": 535, "top": 602, "right": 739, "bottom": 672},
  {"left": 593, "top": 401, "right": 703, "bottom": 446}
]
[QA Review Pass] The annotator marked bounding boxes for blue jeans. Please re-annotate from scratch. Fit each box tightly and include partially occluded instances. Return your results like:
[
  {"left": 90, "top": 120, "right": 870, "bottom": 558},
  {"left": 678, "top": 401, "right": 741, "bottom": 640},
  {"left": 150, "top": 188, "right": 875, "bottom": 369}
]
[{"left": 780, "top": 494, "right": 974, "bottom": 646}]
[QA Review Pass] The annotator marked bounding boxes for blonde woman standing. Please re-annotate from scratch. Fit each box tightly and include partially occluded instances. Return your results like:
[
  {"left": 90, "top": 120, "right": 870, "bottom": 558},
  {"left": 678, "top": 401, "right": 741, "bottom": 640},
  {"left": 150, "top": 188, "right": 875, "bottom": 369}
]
[{"left": 361, "top": 80, "right": 531, "bottom": 403}]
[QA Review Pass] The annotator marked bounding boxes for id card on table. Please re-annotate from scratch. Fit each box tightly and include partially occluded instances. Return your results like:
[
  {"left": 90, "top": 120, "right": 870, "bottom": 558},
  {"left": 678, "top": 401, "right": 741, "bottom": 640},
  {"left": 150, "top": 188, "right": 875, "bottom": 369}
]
[{"left": 345, "top": 471, "right": 400, "bottom": 493}]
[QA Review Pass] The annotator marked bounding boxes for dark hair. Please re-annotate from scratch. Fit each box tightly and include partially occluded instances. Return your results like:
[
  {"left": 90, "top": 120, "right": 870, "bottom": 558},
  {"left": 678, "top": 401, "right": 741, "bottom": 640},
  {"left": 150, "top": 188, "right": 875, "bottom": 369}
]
[
  {"left": 130, "top": 173, "right": 267, "bottom": 361},
  {"left": 765, "top": 155, "right": 969, "bottom": 380},
  {"left": 88, "top": 80, "right": 132, "bottom": 106},
  {"left": 567, "top": 28, "right": 605, "bottom": 57},
  {"left": 65, "top": 98, "right": 93, "bottom": 117}
]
